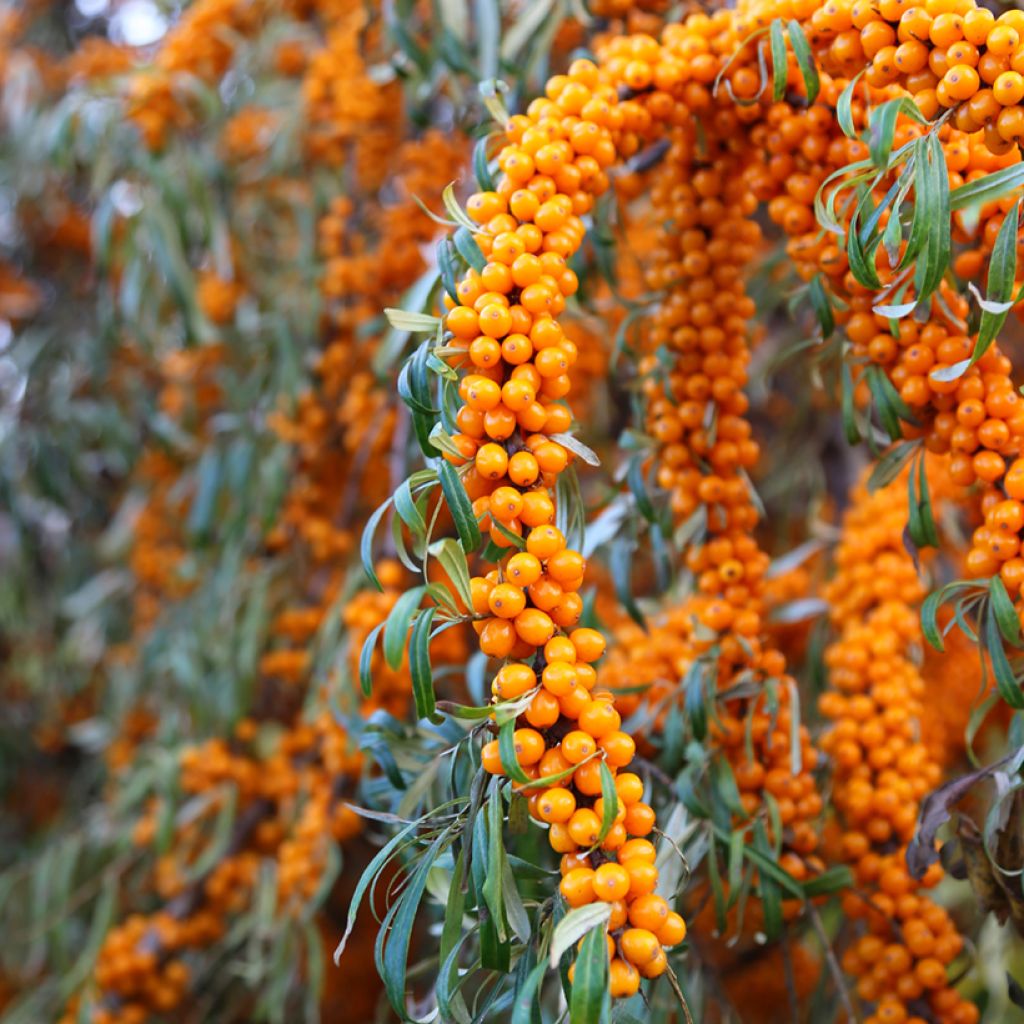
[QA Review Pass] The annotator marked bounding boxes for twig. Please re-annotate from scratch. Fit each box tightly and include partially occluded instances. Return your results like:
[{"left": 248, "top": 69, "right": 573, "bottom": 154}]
[{"left": 806, "top": 898, "right": 861, "bottom": 1024}]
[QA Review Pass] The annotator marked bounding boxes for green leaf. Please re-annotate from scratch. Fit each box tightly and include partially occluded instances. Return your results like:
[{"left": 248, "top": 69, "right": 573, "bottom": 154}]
[
  {"left": 336, "top": 819, "right": 422, "bottom": 962},
  {"left": 985, "top": 607, "right": 1024, "bottom": 709},
  {"left": 549, "top": 902, "right": 612, "bottom": 967},
  {"left": 570, "top": 925, "right": 610, "bottom": 1024},
  {"left": 438, "top": 238, "right": 459, "bottom": 301},
  {"left": 800, "top": 865, "right": 854, "bottom": 897},
  {"left": 473, "top": 135, "right": 496, "bottom": 192},
  {"left": 359, "top": 621, "right": 386, "bottom": 697},
  {"left": 787, "top": 20, "right": 819, "bottom": 103},
  {"left": 187, "top": 447, "right": 221, "bottom": 542},
  {"left": 627, "top": 456, "right": 657, "bottom": 523},
  {"left": 453, "top": 225, "right": 487, "bottom": 272},
  {"left": 808, "top": 274, "right": 834, "bottom": 337},
  {"left": 911, "top": 134, "right": 952, "bottom": 303},
  {"left": 921, "top": 587, "right": 947, "bottom": 652},
  {"left": 990, "top": 576, "right": 1023, "bottom": 649},
  {"left": 548, "top": 432, "right": 600, "bottom": 467},
  {"left": 753, "top": 821, "right": 782, "bottom": 939},
  {"left": 482, "top": 786, "right": 508, "bottom": 940},
  {"left": 511, "top": 959, "right": 548, "bottom": 1024},
  {"left": 394, "top": 477, "right": 428, "bottom": 540},
  {"left": 376, "top": 836, "right": 447, "bottom": 1018},
  {"left": 950, "top": 162, "right": 1024, "bottom": 212},
  {"left": 976, "top": 199, "right": 1020, "bottom": 362},
  {"left": 384, "top": 307, "right": 440, "bottom": 332},
  {"left": 597, "top": 761, "right": 619, "bottom": 845},
  {"left": 409, "top": 607, "right": 438, "bottom": 720},
  {"left": 907, "top": 453, "right": 939, "bottom": 549},
  {"left": 769, "top": 20, "right": 787, "bottom": 102},
  {"left": 429, "top": 537, "right": 474, "bottom": 610},
  {"left": 362, "top": 497, "right": 395, "bottom": 591},
  {"left": 438, "top": 460, "right": 482, "bottom": 552},
  {"left": 868, "top": 98, "right": 925, "bottom": 170},
  {"left": 442, "top": 182, "right": 482, "bottom": 232},
  {"left": 867, "top": 439, "right": 919, "bottom": 492},
  {"left": 498, "top": 719, "right": 533, "bottom": 785},
  {"left": 836, "top": 69, "right": 865, "bottom": 138},
  {"left": 841, "top": 360, "right": 861, "bottom": 445},
  {"left": 865, "top": 364, "right": 913, "bottom": 442},
  {"left": 383, "top": 585, "right": 426, "bottom": 670}
]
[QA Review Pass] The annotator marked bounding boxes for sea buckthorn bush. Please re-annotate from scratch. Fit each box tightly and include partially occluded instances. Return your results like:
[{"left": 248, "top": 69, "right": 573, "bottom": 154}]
[{"left": 9, "top": 0, "right": 1024, "bottom": 1022}]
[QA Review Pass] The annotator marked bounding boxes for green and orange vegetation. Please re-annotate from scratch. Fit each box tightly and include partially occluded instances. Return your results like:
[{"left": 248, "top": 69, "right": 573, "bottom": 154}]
[{"left": 10, "top": 0, "right": 1024, "bottom": 1021}]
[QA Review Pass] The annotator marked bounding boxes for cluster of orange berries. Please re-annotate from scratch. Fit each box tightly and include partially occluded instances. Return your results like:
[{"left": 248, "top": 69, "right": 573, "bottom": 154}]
[
  {"left": 434, "top": 54, "right": 684, "bottom": 991},
  {"left": 808, "top": 0, "right": 1024, "bottom": 152},
  {"left": 821, "top": 466, "right": 977, "bottom": 1024}
]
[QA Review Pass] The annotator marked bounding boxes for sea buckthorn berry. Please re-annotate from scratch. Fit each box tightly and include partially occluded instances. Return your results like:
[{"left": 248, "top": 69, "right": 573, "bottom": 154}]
[
  {"left": 506, "top": 551, "right": 543, "bottom": 586},
  {"left": 490, "top": 487, "right": 524, "bottom": 522},
  {"left": 560, "top": 867, "right": 595, "bottom": 907},
  {"left": 525, "top": 689, "right": 560, "bottom": 728},
  {"left": 608, "top": 959, "right": 640, "bottom": 999},
  {"left": 545, "top": 636, "right": 576, "bottom": 663},
  {"left": 462, "top": 375, "right": 501, "bottom": 411},
  {"left": 542, "top": 660, "right": 577, "bottom": 696},
  {"left": 527, "top": 524, "right": 566, "bottom": 559},
  {"left": 570, "top": 628, "right": 606, "bottom": 663},
  {"left": 447, "top": 306, "right": 479, "bottom": 339},
  {"left": 538, "top": 787, "right": 576, "bottom": 824},
  {"left": 481, "top": 740, "right": 503, "bottom": 774},
  {"left": 562, "top": 730, "right": 597, "bottom": 764},
  {"left": 480, "top": 618, "right": 516, "bottom": 657},
  {"left": 520, "top": 491, "right": 555, "bottom": 527},
  {"left": 615, "top": 775, "right": 646, "bottom": 807},
  {"left": 502, "top": 378, "right": 536, "bottom": 411},
  {"left": 488, "top": 583, "right": 526, "bottom": 619},
  {"left": 658, "top": 912, "right": 687, "bottom": 947},
  {"left": 621, "top": 928, "right": 660, "bottom": 966},
  {"left": 508, "top": 451, "right": 540, "bottom": 486},
  {"left": 494, "top": 663, "right": 536, "bottom": 700},
  {"left": 624, "top": 858, "right": 658, "bottom": 898},
  {"left": 624, "top": 801, "right": 656, "bottom": 836},
  {"left": 593, "top": 862, "right": 631, "bottom": 901},
  {"left": 515, "top": 608, "right": 555, "bottom": 646},
  {"left": 619, "top": 837, "right": 656, "bottom": 863},
  {"left": 513, "top": 728, "right": 545, "bottom": 766},
  {"left": 567, "top": 808, "right": 602, "bottom": 846},
  {"left": 475, "top": 443, "right": 509, "bottom": 481},
  {"left": 637, "top": 948, "right": 667, "bottom": 980},
  {"left": 578, "top": 700, "right": 622, "bottom": 738},
  {"left": 628, "top": 893, "right": 669, "bottom": 931}
]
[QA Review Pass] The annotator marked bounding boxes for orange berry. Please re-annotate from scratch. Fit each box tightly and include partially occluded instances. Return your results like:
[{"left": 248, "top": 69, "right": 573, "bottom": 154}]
[
  {"left": 514, "top": 607, "right": 555, "bottom": 646},
  {"left": 600, "top": 731, "right": 637, "bottom": 768},
  {"left": 488, "top": 583, "right": 526, "bottom": 618},
  {"left": 538, "top": 786, "right": 577, "bottom": 824},
  {"left": 608, "top": 958, "right": 640, "bottom": 998},
  {"left": 562, "top": 730, "right": 597, "bottom": 763},
  {"left": 526, "top": 524, "right": 566, "bottom": 559},
  {"left": 567, "top": 808, "right": 602, "bottom": 846},
  {"left": 628, "top": 893, "right": 669, "bottom": 931},
  {"left": 570, "top": 627, "right": 606, "bottom": 662},
  {"left": 560, "top": 867, "right": 596, "bottom": 907},
  {"left": 506, "top": 551, "right": 543, "bottom": 586},
  {"left": 513, "top": 728, "right": 545, "bottom": 766},
  {"left": 481, "top": 740, "right": 503, "bottom": 774},
  {"left": 624, "top": 801, "right": 656, "bottom": 836},
  {"left": 658, "top": 912, "right": 687, "bottom": 947},
  {"left": 620, "top": 927, "right": 661, "bottom": 966},
  {"left": 493, "top": 663, "right": 536, "bottom": 699},
  {"left": 593, "top": 862, "right": 631, "bottom": 901}
]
